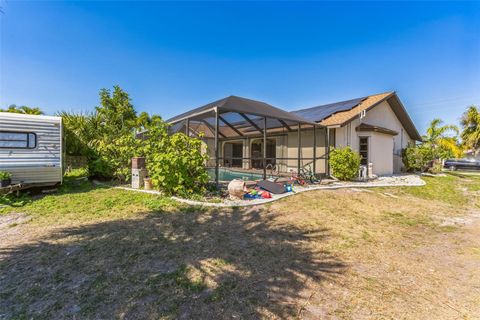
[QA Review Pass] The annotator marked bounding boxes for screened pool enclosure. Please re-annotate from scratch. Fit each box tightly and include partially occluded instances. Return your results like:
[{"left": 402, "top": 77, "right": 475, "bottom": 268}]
[{"left": 167, "top": 96, "right": 330, "bottom": 187}]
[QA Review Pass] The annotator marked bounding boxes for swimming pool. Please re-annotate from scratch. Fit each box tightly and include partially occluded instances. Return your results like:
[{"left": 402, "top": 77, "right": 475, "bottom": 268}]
[{"left": 207, "top": 168, "right": 263, "bottom": 181}]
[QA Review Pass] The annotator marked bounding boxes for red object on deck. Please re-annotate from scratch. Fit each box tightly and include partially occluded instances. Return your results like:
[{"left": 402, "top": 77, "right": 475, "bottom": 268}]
[{"left": 261, "top": 191, "right": 272, "bottom": 198}]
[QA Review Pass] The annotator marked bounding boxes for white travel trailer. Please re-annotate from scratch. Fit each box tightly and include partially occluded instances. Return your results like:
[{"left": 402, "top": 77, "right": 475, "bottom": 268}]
[{"left": 0, "top": 112, "right": 63, "bottom": 187}]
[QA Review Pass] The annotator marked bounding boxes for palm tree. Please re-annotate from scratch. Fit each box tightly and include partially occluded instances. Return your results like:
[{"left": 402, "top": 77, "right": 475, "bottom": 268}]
[
  {"left": 422, "top": 118, "right": 462, "bottom": 159},
  {"left": 57, "top": 111, "right": 100, "bottom": 156},
  {"left": 1, "top": 104, "right": 44, "bottom": 115},
  {"left": 461, "top": 105, "right": 480, "bottom": 157}
]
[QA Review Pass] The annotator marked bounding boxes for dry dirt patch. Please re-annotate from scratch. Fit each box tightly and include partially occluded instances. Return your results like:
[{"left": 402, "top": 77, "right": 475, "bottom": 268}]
[
  {"left": 0, "top": 212, "right": 31, "bottom": 230},
  {"left": 1, "top": 174, "right": 480, "bottom": 319},
  {"left": 270, "top": 187, "right": 480, "bottom": 319},
  {"left": 0, "top": 207, "right": 345, "bottom": 319}
]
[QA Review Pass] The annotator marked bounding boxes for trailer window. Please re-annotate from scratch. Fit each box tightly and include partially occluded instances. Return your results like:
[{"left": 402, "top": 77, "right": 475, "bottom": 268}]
[{"left": 0, "top": 131, "right": 37, "bottom": 149}]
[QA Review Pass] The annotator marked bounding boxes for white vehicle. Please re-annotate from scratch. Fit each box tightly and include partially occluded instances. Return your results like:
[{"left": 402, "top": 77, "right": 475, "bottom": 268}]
[{"left": 0, "top": 112, "right": 63, "bottom": 187}]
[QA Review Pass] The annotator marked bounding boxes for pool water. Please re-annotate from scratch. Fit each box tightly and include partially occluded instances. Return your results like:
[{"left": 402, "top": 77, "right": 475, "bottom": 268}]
[{"left": 207, "top": 168, "right": 263, "bottom": 181}]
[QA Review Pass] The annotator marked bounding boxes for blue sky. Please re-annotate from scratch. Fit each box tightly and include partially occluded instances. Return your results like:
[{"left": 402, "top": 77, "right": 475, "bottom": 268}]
[{"left": 1, "top": 1, "right": 479, "bottom": 133}]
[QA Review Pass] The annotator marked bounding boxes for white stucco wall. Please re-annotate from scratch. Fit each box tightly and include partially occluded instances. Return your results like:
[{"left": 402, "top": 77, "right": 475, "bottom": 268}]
[
  {"left": 362, "top": 100, "right": 414, "bottom": 155},
  {"left": 333, "top": 100, "right": 415, "bottom": 175}
]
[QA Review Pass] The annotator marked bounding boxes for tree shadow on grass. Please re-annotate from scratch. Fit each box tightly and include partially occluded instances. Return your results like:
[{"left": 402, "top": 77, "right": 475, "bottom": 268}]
[{"left": 0, "top": 207, "right": 345, "bottom": 319}]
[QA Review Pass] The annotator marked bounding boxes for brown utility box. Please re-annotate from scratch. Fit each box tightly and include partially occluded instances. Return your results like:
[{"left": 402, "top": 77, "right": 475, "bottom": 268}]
[{"left": 132, "top": 157, "right": 146, "bottom": 169}]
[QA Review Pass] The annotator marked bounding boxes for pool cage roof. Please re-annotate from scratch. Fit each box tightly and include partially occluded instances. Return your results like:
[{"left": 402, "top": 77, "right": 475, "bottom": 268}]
[
  {"left": 167, "top": 95, "right": 327, "bottom": 187},
  {"left": 167, "top": 95, "right": 320, "bottom": 139}
]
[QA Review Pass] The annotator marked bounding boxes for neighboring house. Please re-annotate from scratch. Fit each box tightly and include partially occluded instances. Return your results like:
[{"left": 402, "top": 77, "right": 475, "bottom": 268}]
[
  {"left": 292, "top": 92, "right": 422, "bottom": 175},
  {"left": 167, "top": 91, "right": 421, "bottom": 179}
]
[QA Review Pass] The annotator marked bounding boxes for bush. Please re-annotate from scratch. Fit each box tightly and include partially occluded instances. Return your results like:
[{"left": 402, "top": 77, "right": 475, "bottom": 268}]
[
  {"left": 429, "top": 159, "right": 443, "bottom": 174},
  {"left": 329, "top": 146, "right": 361, "bottom": 180},
  {"left": 88, "top": 133, "right": 140, "bottom": 181},
  {"left": 0, "top": 193, "right": 30, "bottom": 208},
  {"left": 0, "top": 171, "right": 11, "bottom": 180},
  {"left": 402, "top": 144, "right": 434, "bottom": 172},
  {"left": 141, "top": 122, "right": 209, "bottom": 197}
]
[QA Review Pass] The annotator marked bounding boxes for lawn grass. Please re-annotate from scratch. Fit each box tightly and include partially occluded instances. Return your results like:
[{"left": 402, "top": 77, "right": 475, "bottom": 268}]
[
  {"left": 400, "top": 174, "right": 467, "bottom": 205},
  {"left": 374, "top": 172, "right": 480, "bottom": 207},
  {"left": 1, "top": 172, "right": 480, "bottom": 319},
  {"left": 0, "top": 169, "right": 184, "bottom": 224}
]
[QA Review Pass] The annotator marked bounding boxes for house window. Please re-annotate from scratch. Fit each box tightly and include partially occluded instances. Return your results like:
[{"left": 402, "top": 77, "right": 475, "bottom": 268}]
[
  {"left": 0, "top": 131, "right": 37, "bottom": 149},
  {"left": 359, "top": 137, "right": 368, "bottom": 165}
]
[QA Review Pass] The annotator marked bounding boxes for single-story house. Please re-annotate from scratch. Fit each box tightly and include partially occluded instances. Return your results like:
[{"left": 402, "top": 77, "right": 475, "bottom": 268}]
[
  {"left": 167, "top": 91, "right": 421, "bottom": 184},
  {"left": 292, "top": 92, "right": 422, "bottom": 175}
]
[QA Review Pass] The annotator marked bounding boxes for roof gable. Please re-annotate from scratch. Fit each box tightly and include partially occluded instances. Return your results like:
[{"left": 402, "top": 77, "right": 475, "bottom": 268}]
[{"left": 385, "top": 94, "right": 422, "bottom": 141}]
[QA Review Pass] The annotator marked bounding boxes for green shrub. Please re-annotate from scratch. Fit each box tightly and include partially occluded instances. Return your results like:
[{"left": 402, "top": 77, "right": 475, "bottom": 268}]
[
  {"left": 0, "top": 193, "right": 31, "bottom": 208},
  {"left": 0, "top": 171, "right": 11, "bottom": 180},
  {"left": 402, "top": 144, "right": 434, "bottom": 172},
  {"left": 88, "top": 133, "right": 140, "bottom": 181},
  {"left": 88, "top": 158, "right": 115, "bottom": 180},
  {"left": 142, "top": 122, "right": 209, "bottom": 197},
  {"left": 329, "top": 147, "right": 361, "bottom": 180}
]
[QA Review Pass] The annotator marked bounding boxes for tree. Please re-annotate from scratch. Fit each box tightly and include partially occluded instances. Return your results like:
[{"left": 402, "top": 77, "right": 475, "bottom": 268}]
[
  {"left": 422, "top": 119, "right": 462, "bottom": 159},
  {"left": 1, "top": 104, "right": 44, "bottom": 115},
  {"left": 84, "top": 86, "right": 139, "bottom": 180},
  {"left": 96, "top": 85, "right": 137, "bottom": 134},
  {"left": 59, "top": 85, "right": 209, "bottom": 195},
  {"left": 58, "top": 85, "right": 137, "bottom": 177},
  {"left": 136, "top": 111, "right": 162, "bottom": 130},
  {"left": 461, "top": 105, "right": 480, "bottom": 156}
]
